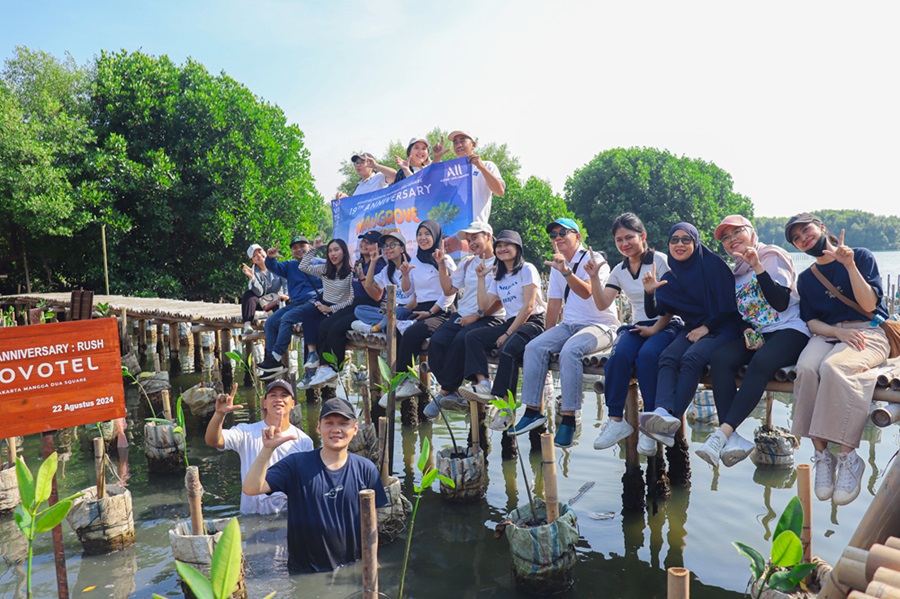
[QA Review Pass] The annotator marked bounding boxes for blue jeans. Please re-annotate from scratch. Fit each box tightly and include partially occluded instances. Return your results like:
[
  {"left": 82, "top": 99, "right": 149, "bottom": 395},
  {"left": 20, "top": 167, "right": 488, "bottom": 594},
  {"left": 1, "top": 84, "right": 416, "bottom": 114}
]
[
  {"left": 603, "top": 320, "right": 680, "bottom": 418},
  {"left": 264, "top": 301, "right": 316, "bottom": 358},
  {"left": 354, "top": 305, "right": 414, "bottom": 330},
  {"left": 655, "top": 328, "right": 739, "bottom": 418}
]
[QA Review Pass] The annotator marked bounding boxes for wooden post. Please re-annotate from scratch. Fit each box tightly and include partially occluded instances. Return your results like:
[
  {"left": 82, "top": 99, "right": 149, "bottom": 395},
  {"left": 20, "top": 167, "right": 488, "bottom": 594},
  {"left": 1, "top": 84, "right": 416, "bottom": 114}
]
[
  {"left": 469, "top": 401, "right": 481, "bottom": 455},
  {"left": 161, "top": 389, "right": 173, "bottom": 422},
  {"left": 385, "top": 285, "right": 397, "bottom": 474},
  {"left": 798, "top": 464, "right": 812, "bottom": 565},
  {"left": 185, "top": 466, "right": 204, "bottom": 536},
  {"left": 118, "top": 308, "right": 130, "bottom": 355},
  {"left": 366, "top": 347, "right": 382, "bottom": 408},
  {"left": 624, "top": 382, "right": 640, "bottom": 469},
  {"left": 7, "top": 437, "right": 16, "bottom": 464},
  {"left": 360, "top": 489, "right": 378, "bottom": 599},
  {"left": 378, "top": 417, "right": 389, "bottom": 486},
  {"left": 242, "top": 336, "right": 253, "bottom": 387},
  {"left": 155, "top": 323, "right": 165, "bottom": 357},
  {"left": 168, "top": 321, "right": 180, "bottom": 357},
  {"left": 214, "top": 329, "right": 223, "bottom": 362},
  {"left": 93, "top": 438, "right": 106, "bottom": 500},
  {"left": 540, "top": 433, "right": 559, "bottom": 523},
  {"left": 193, "top": 330, "right": 203, "bottom": 372},
  {"left": 137, "top": 320, "right": 147, "bottom": 353},
  {"left": 765, "top": 391, "right": 774, "bottom": 429},
  {"left": 43, "top": 431, "right": 69, "bottom": 598},
  {"left": 153, "top": 353, "right": 161, "bottom": 373},
  {"left": 221, "top": 327, "right": 233, "bottom": 388},
  {"left": 101, "top": 224, "right": 110, "bottom": 296},
  {"left": 667, "top": 567, "right": 690, "bottom": 599}
]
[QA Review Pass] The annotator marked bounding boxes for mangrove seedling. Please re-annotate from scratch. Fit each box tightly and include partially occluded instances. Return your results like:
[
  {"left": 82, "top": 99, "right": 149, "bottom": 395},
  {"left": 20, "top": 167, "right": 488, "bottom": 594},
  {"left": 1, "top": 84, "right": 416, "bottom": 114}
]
[
  {"left": 95, "top": 302, "right": 111, "bottom": 318},
  {"left": 398, "top": 436, "right": 454, "bottom": 599},
  {"left": 733, "top": 496, "right": 816, "bottom": 598},
  {"left": 321, "top": 350, "right": 352, "bottom": 399},
  {"left": 122, "top": 365, "right": 158, "bottom": 419},
  {"left": 151, "top": 518, "right": 274, "bottom": 599},
  {"left": 491, "top": 390, "right": 538, "bottom": 523},
  {"left": 0, "top": 305, "right": 16, "bottom": 327},
  {"left": 404, "top": 359, "right": 462, "bottom": 456},
  {"left": 145, "top": 394, "right": 189, "bottom": 468},
  {"left": 14, "top": 453, "right": 83, "bottom": 599},
  {"left": 225, "top": 348, "right": 265, "bottom": 402}
]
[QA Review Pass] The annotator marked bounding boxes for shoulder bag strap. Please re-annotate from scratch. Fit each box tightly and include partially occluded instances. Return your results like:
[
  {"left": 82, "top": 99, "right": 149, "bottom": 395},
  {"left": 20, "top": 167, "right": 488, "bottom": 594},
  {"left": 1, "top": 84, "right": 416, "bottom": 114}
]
[
  {"left": 563, "top": 250, "right": 588, "bottom": 303},
  {"left": 809, "top": 264, "right": 874, "bottom": 320}
]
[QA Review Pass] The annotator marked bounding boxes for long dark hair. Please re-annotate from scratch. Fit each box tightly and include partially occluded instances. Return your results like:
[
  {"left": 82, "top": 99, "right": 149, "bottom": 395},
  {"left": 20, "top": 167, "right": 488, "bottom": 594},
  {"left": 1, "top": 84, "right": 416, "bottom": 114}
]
[
  {"left": 494, "top": 241, "right": 524, "bottom": 281},
  {"left": 384, "top": 235, "right": 411, "bottom": 281},
  {"left": 324, "top": 239, "right": 352, "bottom": 280},
  {"left": 611, "top": 212, "right": 651, "bottom": 255}
]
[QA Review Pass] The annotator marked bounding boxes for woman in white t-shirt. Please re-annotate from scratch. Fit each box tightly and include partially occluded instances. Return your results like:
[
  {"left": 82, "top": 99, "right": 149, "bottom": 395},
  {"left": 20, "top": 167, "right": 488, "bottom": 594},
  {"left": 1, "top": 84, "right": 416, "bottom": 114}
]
[
  {"left": 354, "top": 230, "right": 415, "bottom": 333},
  {"left": 693, "top": 215, "right": 810, "bottom": 468},
  {"left": 459, "top": 230, "right": 546, "bottom": 406},
  {"left": 588, "top": 213, "right": 681, "bottom": 456}
]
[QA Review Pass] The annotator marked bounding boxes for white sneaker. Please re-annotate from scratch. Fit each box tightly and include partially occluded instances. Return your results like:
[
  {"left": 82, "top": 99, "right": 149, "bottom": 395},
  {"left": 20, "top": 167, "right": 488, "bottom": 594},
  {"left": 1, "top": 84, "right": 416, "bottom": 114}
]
[
  {"left": 397, "top": 320, "right": 416, "bottom": 335},
  {"left": 720, "top": 431, "right": 755, "bottom": 467},
  {"left": 378, "top": 392, "right": 389, "bottom": 409},
  {"left": 695, "top": 429, "right": 727, "bottom": 467},
  {"left": 593, "top": 419, "right": 634, "bottom": 450},
  {"left": 309, "top": 365, "right": 338, "bottom": 387},
  {"left": 813, "top": 449, "right": 837, "bottom": 501},
  {"left": 833, "top": 450, "right": 865, "bottom": 506},
  {"left": 643, "top": 428, "right": 675, "bottom": 448},
  {"left": 638, "top": 432, "right": 658, "bottom": 457},
  {"left": 351, "top": 320, "right": 373, "bottom": 335},
  {"left": 395, "top": 378, "right": 420, "bottom": 399},
  {"left": 242, "top": 322, "right": 253, "bottom": 335},
  {"left": 487, "top": 405, "right": 513, "bottom": 431},
  {"left": 639, "top": 407, "right": 682, "bottom": 436}
]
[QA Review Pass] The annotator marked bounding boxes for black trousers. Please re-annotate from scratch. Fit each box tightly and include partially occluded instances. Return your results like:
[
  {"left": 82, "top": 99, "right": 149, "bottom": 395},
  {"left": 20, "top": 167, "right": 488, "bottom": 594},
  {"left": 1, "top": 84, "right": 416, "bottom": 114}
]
[
  {"left": 709, "top": 328, "right": 810, "bottom": 430},
  {"left": 428, "top": 313, "right": 504, "bottom": 392},
  {"left": 464, "top": 315, "right": 545, "bottom": 399},
  {"left": 395, "top": 302, "right": 444, "bottom": 374},
  {"left": 318, "top": 296, "right": 380, "bottom": 362},
  {"left": 241, "top": 290, "right": 262, "bottom": 323}
]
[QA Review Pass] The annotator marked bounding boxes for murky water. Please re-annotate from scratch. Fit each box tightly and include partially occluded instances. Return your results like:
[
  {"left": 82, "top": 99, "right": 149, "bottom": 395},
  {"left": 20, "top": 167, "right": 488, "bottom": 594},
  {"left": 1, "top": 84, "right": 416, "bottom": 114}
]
[{"left": 2, "top": 347, "right": 898, "bottom": 599}]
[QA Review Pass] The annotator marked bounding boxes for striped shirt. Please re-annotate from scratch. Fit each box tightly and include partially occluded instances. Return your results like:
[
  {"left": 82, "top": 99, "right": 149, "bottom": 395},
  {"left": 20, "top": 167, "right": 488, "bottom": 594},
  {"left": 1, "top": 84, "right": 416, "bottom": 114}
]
[{"left": 299, "top": 252, "right": 354, "bottom": 312}]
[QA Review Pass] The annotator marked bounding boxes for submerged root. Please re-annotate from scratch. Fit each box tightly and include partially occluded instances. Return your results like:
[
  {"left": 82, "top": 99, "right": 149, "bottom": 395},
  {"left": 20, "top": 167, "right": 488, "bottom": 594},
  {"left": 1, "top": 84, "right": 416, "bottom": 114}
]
[{"left": 665, "top": 434, "right": 691, "bottom": 487}]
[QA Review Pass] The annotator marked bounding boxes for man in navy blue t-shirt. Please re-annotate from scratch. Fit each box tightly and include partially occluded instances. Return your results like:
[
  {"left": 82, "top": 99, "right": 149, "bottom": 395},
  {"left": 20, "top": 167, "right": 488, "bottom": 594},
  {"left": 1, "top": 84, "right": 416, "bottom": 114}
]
[{"left": 242, "top": 397, "right": 387, "bottom": 573}]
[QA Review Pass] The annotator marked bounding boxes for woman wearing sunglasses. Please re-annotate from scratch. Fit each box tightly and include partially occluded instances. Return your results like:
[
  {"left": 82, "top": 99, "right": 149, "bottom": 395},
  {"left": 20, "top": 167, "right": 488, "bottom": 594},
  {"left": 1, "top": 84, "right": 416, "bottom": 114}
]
[
  {"left": 640, "top": 223, "right": 743, "bottom": 447},
  {"left": 694, "top": 216, "right": 810, "bottom": 468},
  {"left": 786, "top": 212, "right": 890, "bottom": 506}
]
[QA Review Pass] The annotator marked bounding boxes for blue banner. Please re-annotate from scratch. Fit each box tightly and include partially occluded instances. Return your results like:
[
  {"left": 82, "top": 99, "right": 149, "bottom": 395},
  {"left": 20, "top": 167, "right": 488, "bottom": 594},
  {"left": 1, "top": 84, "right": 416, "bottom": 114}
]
[{"left": 331, "top": 157, "right": 474, "bottom": 257}]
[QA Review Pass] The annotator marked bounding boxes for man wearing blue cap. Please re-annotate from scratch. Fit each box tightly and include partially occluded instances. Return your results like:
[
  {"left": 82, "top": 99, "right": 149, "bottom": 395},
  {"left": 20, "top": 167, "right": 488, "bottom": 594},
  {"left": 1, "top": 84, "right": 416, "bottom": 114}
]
[{"left": 510, "top": 218, "right": 620, "bottom": 448}]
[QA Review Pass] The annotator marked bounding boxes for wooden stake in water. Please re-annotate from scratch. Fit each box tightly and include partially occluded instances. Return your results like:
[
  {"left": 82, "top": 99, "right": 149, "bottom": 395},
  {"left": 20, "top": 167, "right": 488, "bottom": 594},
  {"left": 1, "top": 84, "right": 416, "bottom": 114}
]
[
  {"left": 667, "top": 567, "right": 690, "bottom": 598},
  {"left": 798, "top": 464, "right": 812, "bottom": 564},
  {"left": 93, "top": 438, "right": 106, "bottom": 499},
  {"left": 378, "top": 416, "right": 389, "bottom": 486},
  {"left": 360, "top": 489, "right": 378, "bottom": 599},
  {"left": 470, "top": 401, "right": 480, "bottom": 455},
  {"left": 540, "top": 433, "right": 559, "bottom": 523},
  {"left": 161, "top": 389, "right": 173, "bottom": 422},
  {"left": 6, "top": 437, "right": 15, "bottom": 465},
  {"left": 185, "top": 466, "right": 204, "bottom": 535}
]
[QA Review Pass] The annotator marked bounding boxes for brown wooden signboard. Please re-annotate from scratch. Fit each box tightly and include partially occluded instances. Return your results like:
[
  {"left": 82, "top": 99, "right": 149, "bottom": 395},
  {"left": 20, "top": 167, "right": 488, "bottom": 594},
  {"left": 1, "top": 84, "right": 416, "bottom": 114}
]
[{"left": 0, "top": 318, "right": 125, "bottom": 438}]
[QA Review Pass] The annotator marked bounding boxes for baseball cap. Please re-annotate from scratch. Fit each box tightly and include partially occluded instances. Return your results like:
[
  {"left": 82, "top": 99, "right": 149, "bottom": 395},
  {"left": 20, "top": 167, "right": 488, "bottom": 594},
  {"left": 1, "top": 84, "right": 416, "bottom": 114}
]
[
  {"left": 714, "top": 215, "right": 754, "bottom": 240},
  {"left": 290, "top": 235, "right": 310, "bottom": 247},
  {"left": 448, "top": 130, "right": 473, "bottom": 142},
  {"left": 246, "top": 243, "right": 263, "bottom": 259},
  {"left": 379, "top": 230, "right": 407, "bottom": 247},
  {"left": 784, "top": 212, "right": 821, "bottom": 244},
  {"left": 358, "top": 230, "right": 382, "bottom": 244},
  {"left": 264, "top": 379, "right": 294, "bottom": 398},
  {"left": 406, "top": 137, "right": 428, "bottom": 156},
  {"left": 456, "top": 221, "right": 494, "bottom": 240},
  {"left": 546, "top": 218, "right": 580, "bottom": 234},
  {"left": 351, "top": 152, "right": 374, "bottom": 164},
  {"left": 319, "top": 397, "right": 356, "bottom": 421},
  {"left": 494, "top": 230, "right": 523, "bottom": 248}
]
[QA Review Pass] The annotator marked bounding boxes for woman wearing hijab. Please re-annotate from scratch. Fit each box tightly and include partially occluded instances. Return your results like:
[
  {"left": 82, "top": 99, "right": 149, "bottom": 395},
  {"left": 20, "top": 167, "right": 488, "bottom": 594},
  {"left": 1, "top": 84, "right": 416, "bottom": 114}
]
[
  {"left": 640, "top": 222, "right": 743, "bottom": 447},
  {"left": 393, "top": 219, "right": 457, "bottom": 399},
  {"left": 695, "top": 216, "right": 810, "bottom": 468}
]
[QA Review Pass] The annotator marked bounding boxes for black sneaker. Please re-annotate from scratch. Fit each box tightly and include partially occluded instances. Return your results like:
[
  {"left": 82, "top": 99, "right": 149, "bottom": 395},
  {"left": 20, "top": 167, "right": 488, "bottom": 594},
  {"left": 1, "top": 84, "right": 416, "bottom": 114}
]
[{"left": 257, "top": 356, "right": 284, "bottom": 372}]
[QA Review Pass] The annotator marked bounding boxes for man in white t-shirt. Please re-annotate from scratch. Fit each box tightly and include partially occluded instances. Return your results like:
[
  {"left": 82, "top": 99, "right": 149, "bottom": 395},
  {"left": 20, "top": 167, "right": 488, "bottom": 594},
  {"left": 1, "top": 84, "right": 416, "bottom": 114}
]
[
  {"left": 205, "top": 379, "right": 312, "bottom": 514},
  {"left": 335, "top": 152, "right": 396, "bottom": 199},
  {"left": 432, "top": 130, "right": 505, "bottom": 225},
  {"left": 511, "top": 218, "right": 620, "bottom": 448}
]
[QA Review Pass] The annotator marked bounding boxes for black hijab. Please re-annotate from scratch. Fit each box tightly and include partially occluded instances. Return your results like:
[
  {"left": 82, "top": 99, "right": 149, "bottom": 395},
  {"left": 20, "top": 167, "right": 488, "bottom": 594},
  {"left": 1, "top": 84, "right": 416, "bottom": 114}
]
[{"left": 415, "top": 220, "right": 442, "bottom": 270}]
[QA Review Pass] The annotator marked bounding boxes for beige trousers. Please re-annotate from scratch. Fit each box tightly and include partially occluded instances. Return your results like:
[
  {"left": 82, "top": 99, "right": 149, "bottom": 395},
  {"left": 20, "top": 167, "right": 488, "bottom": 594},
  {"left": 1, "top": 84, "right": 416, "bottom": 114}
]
[{"left": 791, "top": 322, "right": 889, "bottom": 448}]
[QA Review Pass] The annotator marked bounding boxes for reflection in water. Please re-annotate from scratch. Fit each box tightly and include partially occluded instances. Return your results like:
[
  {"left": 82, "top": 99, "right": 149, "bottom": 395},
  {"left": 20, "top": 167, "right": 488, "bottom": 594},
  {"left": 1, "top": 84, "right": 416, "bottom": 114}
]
[
  {"left": 502, "top": 458, "right": 519, "bottom": 514},
  {"left": 73, "top": 545, "right": 138, "bottom": 599}
]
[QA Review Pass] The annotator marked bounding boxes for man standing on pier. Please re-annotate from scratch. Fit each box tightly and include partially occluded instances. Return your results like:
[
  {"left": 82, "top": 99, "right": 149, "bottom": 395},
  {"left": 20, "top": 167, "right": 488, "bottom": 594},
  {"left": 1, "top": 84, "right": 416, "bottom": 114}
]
[
  {"left": 242, "top": 397, "right": 388, "bottom": 573},
  {"left": 205, "top": 379, "right": 312, "bottom": 514}
]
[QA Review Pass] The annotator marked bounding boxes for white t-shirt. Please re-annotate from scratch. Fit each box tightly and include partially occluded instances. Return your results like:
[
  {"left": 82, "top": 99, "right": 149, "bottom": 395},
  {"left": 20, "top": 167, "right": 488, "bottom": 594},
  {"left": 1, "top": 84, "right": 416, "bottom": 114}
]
[
  {"left": 605, "top": 251, "right": 670, "bottom": 324},
  {"left": 221, "top": 420, "right": 312, "bottom": 515},
  {"left": 548, "top": 247, "right": 620, "bottom": 329},
  {"left": 408, "top": 255, "right": 456, "bottom": 310},
  {"left": 375, "top": 265, "right": 414, "bottom": 305},
  {"left": 452, "top": 255, "right": 505, "bottom": 318},
  {"left": 354, "top": 172, "right": 387, "bottom": 196},
  {"left": 734, "top": 254, "right": 809, "bottom": 336},
  {"left": 487, "top": 262, "right": 545, "bottom": 319},
  {"left": 471, "top": 160, "right": 503, "bottom": 225}
]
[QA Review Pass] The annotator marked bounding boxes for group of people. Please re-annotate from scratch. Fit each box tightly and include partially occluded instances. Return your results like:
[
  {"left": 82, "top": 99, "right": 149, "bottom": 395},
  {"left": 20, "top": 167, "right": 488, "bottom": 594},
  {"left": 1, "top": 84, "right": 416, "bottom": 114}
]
[{"left": 216, "top": 128, "right": 892, "bottom": 576}]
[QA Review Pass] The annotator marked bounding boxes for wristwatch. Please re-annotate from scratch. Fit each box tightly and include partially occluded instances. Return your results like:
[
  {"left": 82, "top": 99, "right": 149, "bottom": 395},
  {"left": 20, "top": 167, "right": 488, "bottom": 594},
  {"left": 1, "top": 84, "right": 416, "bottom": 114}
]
[
  {"left": 562, "top": 268, "right": 573, "bottom": 277},
  {"left": 476, "top": 309, "right": 485, "bottom": 317}
]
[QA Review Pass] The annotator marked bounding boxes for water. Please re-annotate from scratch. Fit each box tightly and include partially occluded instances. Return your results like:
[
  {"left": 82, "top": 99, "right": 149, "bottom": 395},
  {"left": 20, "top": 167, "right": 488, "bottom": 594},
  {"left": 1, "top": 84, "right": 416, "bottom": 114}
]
[
  {"left": 791, "top": 251, "right": 900, "bottom": 300},
  {"left": 2, "top": 350, "right": 899, "bottom": 599}
]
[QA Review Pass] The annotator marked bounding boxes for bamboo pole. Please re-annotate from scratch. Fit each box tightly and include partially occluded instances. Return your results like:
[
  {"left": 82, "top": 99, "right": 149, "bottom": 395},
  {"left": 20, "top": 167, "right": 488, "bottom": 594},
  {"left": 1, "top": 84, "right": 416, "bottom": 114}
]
[
  {"left": 470, "top": 401, "right": 481, "bottom": 455},
  {"left": 874, "top": 567, "right": 900, "bottom": 590},
  {"left": 101, "top": 224, "right": 110, "bottom": 296},
  {"left": 153, "top": 353, "right": 161, "bottom": 373},
  {"left": 867, "top": 545, "right": 900, "bottom": 582},
  {"left": 865, "top": 580, "right": 900, "bottom": 599},
  {"left": 847, "top": 592, "right": 878, "bottom": 599},
  {"left": 7, "top": 437, "right": 16, "bottom": 464},
  {"left": 540, "top": 433, "right": 559, "bottom": 524},
  {"left": 765, "top": 391, "right": 774, "bottom": 429},
  {"left": 93, "top": 438, "right": 106, "bottom": 500},
  {"left": 798, "top": 464, "right": 812, "bottom": 564},
  {"left": 624, "top": 382, "right": 640, "bottom": 469},
  {"left": 185, "top": 466, "right": 204, "bottom": 536},
  {"left": 872, "top": 404, "right": 900, "bottom": 428},
  {"left": 156, "top": 323, "right": 165, "bottom": 357},
  {"left": 378, "top": 417, "right": 389, "bottom": 487},
  {"left": 360, "top": 489, "right": 378, "bottom": 599},
  {"left": 161, "top": 389, "right": 173, "bottom": 422},
  {"left": 667, "top": 567, "right": 690, "bottom": 599}
]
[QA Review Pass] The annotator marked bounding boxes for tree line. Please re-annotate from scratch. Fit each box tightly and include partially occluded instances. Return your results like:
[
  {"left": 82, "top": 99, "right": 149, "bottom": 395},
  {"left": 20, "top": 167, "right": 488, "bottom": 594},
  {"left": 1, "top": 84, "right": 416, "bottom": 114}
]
[{"left": 756, "top": 211, "right": 900, "bottom": 252}]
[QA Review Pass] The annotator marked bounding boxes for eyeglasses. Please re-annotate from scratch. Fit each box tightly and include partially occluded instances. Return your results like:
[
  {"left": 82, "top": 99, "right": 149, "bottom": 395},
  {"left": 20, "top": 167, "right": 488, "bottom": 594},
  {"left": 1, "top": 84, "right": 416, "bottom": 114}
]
[
  {"left": 452, "top": 137, "right": 472, "bottom": 146},
  {"left": 382, "top": 242, "right": 402, "bottom": 250},
  {"left": 719, "top": 226, "right": 748, "bottom": 244},
  {"left": 548, "top": 228, "right": 573, "bottom": 239},
  {"left": 669, "top": 236, "right": 694, "bottom": 246}
]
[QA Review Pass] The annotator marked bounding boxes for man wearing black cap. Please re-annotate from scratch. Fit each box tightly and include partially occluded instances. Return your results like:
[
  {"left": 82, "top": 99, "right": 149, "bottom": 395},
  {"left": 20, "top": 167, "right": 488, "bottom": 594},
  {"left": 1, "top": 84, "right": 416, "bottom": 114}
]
[
  {"left": 257, "top": 236, "right": 324, "bottom": 379},
  {"left": 243, "top": 397, "right": 388, "bottom": 573},
  {"left": 205, "top": 379, "right": 312, "bottom": 514}
]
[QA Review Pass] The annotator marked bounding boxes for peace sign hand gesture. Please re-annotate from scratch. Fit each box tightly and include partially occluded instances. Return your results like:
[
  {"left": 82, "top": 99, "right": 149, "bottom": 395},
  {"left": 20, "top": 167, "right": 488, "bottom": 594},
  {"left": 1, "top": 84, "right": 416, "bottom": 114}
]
[
  {"left": 215, "top": 383, "right": 243, "bottom": 415},
  {"left": 583, "top": 246, "right": 607, "bottom": 278},
  {"left": 822, "top": 229, "right": 854, "bottom": 267},
  {"left": 642, "top": 263, "right": 668, "bottom": 294},
  {"left": 312, "top": 237, "right": 325, "bottom": 250}
]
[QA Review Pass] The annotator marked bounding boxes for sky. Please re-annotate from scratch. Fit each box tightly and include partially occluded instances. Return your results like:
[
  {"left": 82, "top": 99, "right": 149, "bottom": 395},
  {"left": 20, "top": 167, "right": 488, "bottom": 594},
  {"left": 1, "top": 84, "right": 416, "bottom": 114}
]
[{"left": 3, "top": 0, "right": 898, "bottom": 217}]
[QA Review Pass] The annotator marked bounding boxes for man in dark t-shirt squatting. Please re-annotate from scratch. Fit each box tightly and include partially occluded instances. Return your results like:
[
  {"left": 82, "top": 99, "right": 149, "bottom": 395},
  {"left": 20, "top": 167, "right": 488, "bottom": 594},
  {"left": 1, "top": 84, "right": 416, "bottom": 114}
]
[{"left": 243, "top": 397, "right": 388, "bottom": 573}]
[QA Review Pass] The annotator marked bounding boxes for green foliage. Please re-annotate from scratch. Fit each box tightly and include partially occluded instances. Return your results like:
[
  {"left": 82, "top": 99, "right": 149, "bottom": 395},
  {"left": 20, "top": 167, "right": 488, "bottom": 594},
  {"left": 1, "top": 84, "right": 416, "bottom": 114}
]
[
  {"left": 14, "top": 453, "right": 82, "bottom": 599},
  {"left": 122, "top": 365, "right": 157, "bottom": 419},
  {"left": 0, "top": 306, "right": 15, "bottom": 327},
  {"left": 564, "top": 147, "right": 754, "bottom": 259},
  {"left": 405, "top": 359, "right": 460, "bottom": 455},
  {"left": 755, "top": 209, "right": 900, "bottom": 252},
  {"left": 733, "top": 497, "right": 816, "bottom": 597},
  {"left": 427, "top": 201, "right": 460, "bottom": 226},
  {"left": 95, "top": 302, "right": 111, "bottom": 317},
  {"left": 226, "top": 349, "right": 264, "bottom": 402}
]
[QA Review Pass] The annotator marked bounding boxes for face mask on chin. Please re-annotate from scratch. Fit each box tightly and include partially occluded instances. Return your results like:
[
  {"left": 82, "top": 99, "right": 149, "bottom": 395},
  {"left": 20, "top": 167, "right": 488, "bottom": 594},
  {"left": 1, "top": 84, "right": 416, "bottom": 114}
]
[{"left": 804, "top": 234, "right": 828, "bottom": 258}]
